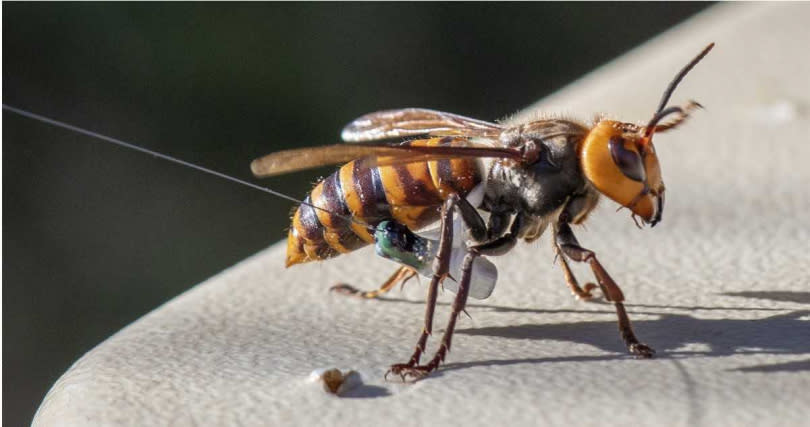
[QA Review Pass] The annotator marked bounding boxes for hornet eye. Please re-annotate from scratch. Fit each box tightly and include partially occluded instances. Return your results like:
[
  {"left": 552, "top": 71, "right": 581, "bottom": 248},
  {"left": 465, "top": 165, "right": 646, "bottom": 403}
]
[{"left": 609, "top": 137, "right": 646, "bottom": 182}]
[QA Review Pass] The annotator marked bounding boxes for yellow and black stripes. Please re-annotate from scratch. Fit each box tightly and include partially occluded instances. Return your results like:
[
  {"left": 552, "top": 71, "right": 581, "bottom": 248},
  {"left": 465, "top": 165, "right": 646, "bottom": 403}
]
[{"left": 286, "top": 137, "right": 483, "bottom": 267}]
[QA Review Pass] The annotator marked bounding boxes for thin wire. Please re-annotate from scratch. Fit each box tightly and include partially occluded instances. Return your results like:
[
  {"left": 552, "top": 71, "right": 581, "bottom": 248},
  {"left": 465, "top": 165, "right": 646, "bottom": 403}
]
[{"left": 3, "top": 104, "right": 373, "bottom": 231}]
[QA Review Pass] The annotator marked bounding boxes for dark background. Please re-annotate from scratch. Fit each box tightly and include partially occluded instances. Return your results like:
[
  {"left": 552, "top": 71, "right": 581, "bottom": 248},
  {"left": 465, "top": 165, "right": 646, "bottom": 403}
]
[{"left": 3, "top": 3, "right": 708, "bottom": 425}]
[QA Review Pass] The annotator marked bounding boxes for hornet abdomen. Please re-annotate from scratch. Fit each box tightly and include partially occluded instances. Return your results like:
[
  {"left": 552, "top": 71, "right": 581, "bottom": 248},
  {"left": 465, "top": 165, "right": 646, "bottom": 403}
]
[{"left": 286, "top": 137, "right": 483, "bottom": 266}]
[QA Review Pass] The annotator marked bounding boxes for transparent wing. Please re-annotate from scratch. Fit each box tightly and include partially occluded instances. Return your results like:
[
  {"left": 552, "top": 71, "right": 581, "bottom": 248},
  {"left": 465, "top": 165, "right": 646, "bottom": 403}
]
[{"left": 341, "top": 108, "right": 504, "bottom": 142}]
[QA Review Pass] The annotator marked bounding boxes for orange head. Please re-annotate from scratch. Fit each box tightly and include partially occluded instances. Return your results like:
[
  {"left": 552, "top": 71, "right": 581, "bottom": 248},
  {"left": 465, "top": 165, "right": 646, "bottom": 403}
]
[
  {"left": 578, "top": 43, "right": 713, "bottom": 227},
  {"left": 579, "top": 120, "right": 666, "bottom": 226}
]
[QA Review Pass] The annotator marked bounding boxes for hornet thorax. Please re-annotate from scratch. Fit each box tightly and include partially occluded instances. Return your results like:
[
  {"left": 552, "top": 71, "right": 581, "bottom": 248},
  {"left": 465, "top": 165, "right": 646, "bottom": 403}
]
[{"left": 481, "top": 119, "right": 591, "bottom": 218}]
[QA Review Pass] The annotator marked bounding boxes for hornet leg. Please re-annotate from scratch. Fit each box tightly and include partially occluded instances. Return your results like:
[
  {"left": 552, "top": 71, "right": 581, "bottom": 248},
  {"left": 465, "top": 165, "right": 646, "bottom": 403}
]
[
  {"left": 554, "top": 245, "right": 597, "bottom": 300},
  {"left": 386, "top": 211, "right": 521, "bottom": 380},
  {"left": 555, "top": 222, "right": 655, "bottom": 358},
  {"left": 472, "top": 212, "right": 524, "bottom": 256},
  {"left": 388, "top": 196, "right": 457, "bottom": 373},
  {"left": 330, "top": 266, "right": 417, "bottom": 299},
  {"left": 388, "top": 250, "right": 478, "bottom": 380},
  {"left": 552, "top": 229, "right": 596, "bottom": 300}
]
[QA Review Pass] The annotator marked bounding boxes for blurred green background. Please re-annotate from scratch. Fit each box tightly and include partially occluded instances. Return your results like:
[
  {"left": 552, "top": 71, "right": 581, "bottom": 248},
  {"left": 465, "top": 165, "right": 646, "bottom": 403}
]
[{"left": 3, "top": 3, "right": 708, "bottom": 424}]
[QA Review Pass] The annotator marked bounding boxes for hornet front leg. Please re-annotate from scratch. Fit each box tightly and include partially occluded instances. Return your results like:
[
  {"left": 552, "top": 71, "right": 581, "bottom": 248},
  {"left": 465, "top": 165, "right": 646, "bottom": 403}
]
[{"left": 554, "top": 221, "right": 655, "bottom": 358}]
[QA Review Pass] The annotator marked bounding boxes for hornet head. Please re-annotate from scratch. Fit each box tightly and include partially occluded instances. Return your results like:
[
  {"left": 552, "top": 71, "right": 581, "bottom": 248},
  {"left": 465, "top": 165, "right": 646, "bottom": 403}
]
[{"left": 578, "top": 43, "right": 713, "bottom": 227}]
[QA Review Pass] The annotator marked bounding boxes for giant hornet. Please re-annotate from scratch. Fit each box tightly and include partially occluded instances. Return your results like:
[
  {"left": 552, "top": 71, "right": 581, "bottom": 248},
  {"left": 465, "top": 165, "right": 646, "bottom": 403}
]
[{"left": 251, "top": 43, "right": 714, "bottom": 380}]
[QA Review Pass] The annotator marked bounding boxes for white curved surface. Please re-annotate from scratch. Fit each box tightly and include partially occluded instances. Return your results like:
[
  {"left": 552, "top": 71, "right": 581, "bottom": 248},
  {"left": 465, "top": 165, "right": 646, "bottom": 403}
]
[{"left": 35, "top": 4, "right": 810, "bottom": 426}]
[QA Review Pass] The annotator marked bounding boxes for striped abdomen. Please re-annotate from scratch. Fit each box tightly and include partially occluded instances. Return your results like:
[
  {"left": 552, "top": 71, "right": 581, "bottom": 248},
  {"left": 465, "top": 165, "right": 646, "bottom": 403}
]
[{"left": 285, "top": 137, "right": 483, "bottom": 267}]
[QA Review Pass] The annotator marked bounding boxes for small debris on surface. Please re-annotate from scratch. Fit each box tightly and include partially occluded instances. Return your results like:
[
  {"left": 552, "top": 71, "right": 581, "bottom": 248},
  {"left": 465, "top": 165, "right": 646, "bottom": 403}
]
[{"left": 308, "top": 368, "right": 362, "bottom": 396}]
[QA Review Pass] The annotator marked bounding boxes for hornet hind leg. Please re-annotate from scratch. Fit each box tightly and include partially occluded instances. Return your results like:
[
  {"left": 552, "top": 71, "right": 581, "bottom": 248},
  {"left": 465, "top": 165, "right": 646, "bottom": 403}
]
[{"left": 330, "top": 266, "right": 417, "bottom": 299}]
